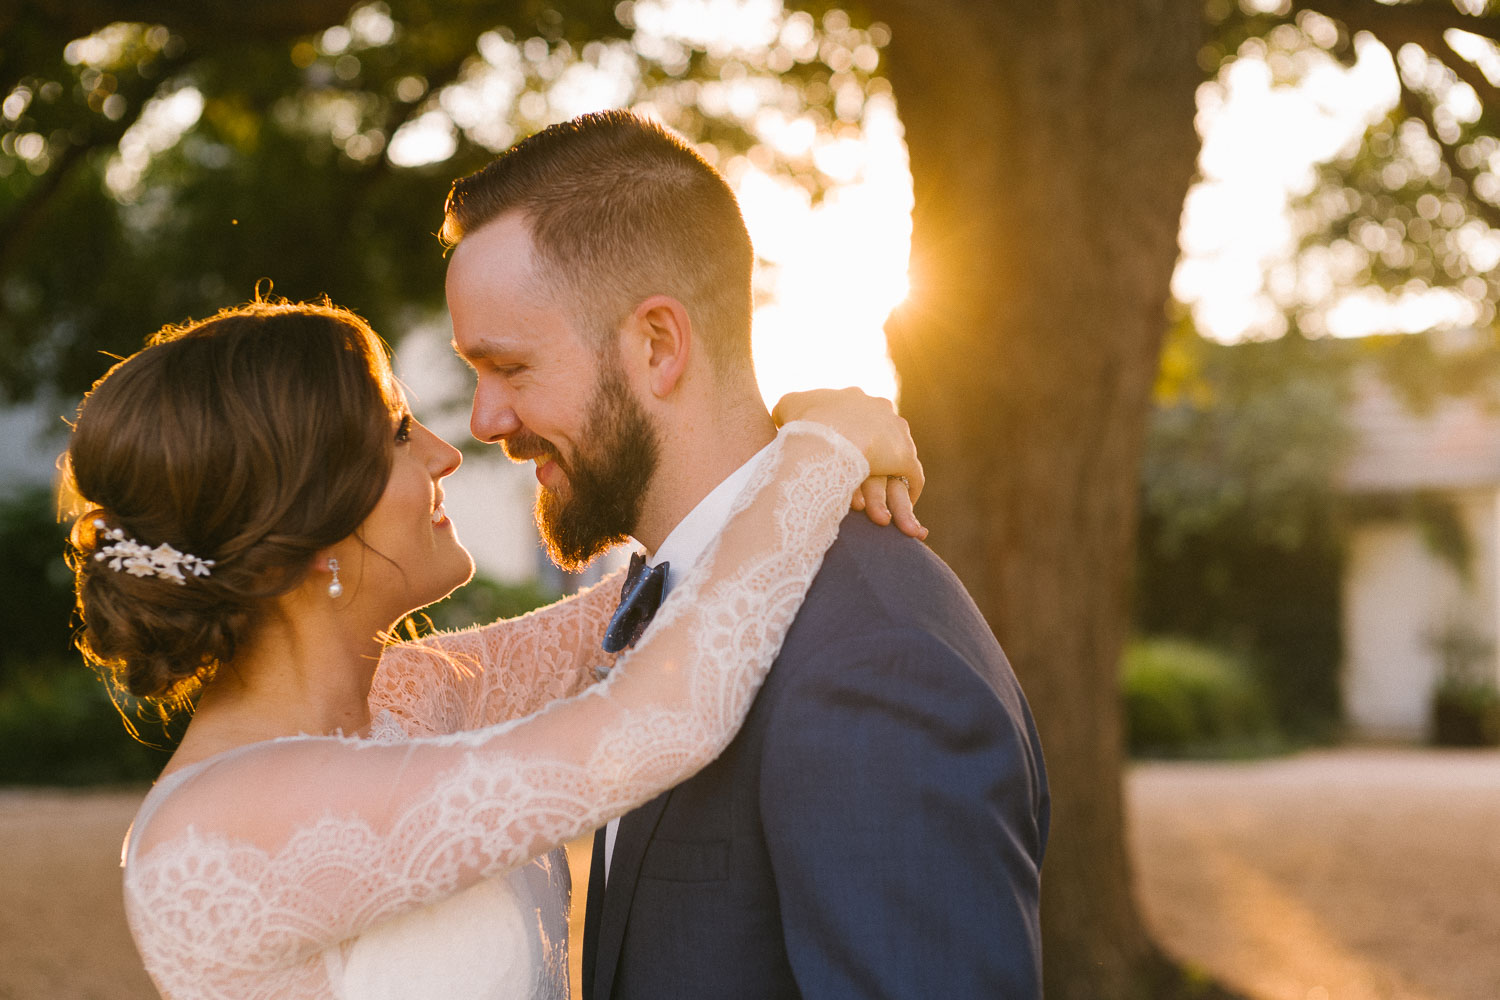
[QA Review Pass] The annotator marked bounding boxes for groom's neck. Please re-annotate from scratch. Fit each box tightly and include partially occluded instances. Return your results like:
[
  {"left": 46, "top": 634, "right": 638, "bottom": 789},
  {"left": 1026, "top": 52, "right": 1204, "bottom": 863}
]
[{"left": 633, "top": 392, "right": 775, "bottom": 555}]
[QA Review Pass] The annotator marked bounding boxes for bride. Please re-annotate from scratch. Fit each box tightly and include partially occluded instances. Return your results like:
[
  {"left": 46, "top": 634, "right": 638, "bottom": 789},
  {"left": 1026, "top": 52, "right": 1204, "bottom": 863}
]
[{"left": 65, "top": 298, "right": 923, "bottom": 1000}]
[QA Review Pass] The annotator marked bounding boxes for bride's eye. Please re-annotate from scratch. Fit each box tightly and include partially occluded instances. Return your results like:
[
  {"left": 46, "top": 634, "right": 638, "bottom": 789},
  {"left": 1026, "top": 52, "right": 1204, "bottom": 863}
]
[{"left": 395, "top": 414, "right": 413, "bottom": 443}]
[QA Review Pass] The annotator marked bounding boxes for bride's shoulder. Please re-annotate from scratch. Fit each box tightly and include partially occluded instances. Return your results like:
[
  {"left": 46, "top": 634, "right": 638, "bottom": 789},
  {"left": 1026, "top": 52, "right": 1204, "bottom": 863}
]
[{"left": 127, "top": 735, "right": 342, "bottom": 864}]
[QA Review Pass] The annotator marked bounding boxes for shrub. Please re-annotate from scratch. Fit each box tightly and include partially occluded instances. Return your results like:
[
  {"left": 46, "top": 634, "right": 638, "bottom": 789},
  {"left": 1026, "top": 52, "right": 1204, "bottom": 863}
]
[
  {"left": 1122, "top": 637, "right": 1278, "bottom": 757},
  {"left": 416, "top": 576, "right": 561, "bottom": 633},
  {"left": 1431, "top": 679, "right": 1500, "bottom": 747},
  {"left": 0, "top": 660, "right": 180, "bottom": 785},
  {"left": 0, "top": 486, "right": 77, "bottom": 687}
]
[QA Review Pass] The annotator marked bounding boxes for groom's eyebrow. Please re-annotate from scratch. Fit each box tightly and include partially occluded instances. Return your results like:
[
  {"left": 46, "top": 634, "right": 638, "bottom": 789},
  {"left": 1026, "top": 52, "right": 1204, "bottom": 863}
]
[{"left": 452, "top": 336, "right": 525, "bottom": 366}]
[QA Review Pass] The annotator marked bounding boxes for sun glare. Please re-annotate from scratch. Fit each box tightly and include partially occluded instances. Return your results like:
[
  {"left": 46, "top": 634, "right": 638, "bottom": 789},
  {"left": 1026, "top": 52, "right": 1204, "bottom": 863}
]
[{"left": 738, "top": 93, "right": 910, "bottom": 406}]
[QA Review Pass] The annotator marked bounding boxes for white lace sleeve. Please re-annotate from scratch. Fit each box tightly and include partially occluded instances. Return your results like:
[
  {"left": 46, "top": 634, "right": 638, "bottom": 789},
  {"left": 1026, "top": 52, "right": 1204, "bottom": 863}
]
[
  {"left": 123, "top": 421, "right": 866, "bottom": 1000},
  {"left": 367, "top": 571, "right": 626, "bottom": 736}
]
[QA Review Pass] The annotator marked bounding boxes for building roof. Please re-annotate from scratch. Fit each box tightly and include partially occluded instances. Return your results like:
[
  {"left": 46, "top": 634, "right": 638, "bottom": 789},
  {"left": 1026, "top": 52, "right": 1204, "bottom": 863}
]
[{"left": 1342, "top": 372, "right": 1500, "bottom": 494}]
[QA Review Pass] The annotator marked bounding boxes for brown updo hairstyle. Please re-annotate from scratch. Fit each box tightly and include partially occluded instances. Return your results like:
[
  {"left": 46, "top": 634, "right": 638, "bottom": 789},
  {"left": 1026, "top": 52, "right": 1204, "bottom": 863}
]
[{"left": 64, "top": 299, "right": 402, "bottom": 710}]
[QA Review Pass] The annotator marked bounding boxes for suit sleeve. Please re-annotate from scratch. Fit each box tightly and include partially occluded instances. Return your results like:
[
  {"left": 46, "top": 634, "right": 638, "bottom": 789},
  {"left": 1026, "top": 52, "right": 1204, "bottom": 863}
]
[{"left": 760, "top": 628, "right": 1047, "bottom": 999}]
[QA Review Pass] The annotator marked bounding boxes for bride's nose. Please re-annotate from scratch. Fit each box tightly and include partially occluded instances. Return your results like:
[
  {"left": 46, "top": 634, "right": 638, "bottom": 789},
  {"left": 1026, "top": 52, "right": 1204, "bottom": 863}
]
[{"left": 418, "top": 422, "right": 462, "bottom": 477}]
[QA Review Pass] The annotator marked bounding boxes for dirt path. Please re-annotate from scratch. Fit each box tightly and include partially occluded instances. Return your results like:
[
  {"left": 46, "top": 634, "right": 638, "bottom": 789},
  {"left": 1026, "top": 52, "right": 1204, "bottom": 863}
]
[
  {"left": 0, "top": 788, "right": 153, "bottom": 1000},
  {"left": 3, "top": 748, "right": 1497, "bottom": 1000},
  {"left": 1129, "top": 748, "right": 1500, "bottom": 1000}
]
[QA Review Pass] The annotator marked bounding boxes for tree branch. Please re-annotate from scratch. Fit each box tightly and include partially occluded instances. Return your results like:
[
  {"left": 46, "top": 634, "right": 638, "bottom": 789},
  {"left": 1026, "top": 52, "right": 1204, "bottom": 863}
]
[
  {"left": 1438, "top": 35, "right": 1500, "bottom": 122},
  {"left": 1297, "top": 0, "right": 1500, "bottom": 47},
  {"left": 0, "top": 44, "right": 197, "bottom": 280},
  {"left": 1295, "top": 0, "right": 1500, "bottom": 232},
  {"left": 1395, "top": 77, "right": 1500, "bottom": 232},
  {"left": 1302, "top": 0, "right": 1500, "bottom": 116},
  {"left": 18, "top": 0, "right": 361, "bottom": 48}
]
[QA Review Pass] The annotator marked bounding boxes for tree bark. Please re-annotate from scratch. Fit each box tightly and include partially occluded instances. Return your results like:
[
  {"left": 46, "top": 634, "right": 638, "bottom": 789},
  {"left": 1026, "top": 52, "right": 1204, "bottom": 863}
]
[{"left": 875, "top": 3, "right": 1204, "bottom": 996}]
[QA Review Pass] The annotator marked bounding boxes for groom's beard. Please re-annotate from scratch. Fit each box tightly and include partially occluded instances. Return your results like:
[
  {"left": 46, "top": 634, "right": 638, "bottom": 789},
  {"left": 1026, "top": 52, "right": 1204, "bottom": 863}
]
[{"left": 507, "top": 367, "right": 660, "bottom": 572}]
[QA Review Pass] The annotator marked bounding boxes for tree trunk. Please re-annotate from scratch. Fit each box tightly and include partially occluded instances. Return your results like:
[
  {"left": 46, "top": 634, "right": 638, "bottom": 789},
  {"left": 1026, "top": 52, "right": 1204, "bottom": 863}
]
[{"left": 876, "top": 3, "right": 1205, "bottom": 996}]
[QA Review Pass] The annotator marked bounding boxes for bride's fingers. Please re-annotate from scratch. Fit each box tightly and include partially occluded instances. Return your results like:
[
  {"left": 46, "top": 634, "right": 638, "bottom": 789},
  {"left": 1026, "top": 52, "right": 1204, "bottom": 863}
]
[
  {"left": 902, "top": 459, "right": 925, "bottom": 505},
  {"left": 852, "top": 477, "right": 927, "bottom": 538},
  {"left": 887, "top": 476, "right": 928, "bottom": 540},
  {"left": 858, "top": 476, "right": 893, "bottom": 525}
]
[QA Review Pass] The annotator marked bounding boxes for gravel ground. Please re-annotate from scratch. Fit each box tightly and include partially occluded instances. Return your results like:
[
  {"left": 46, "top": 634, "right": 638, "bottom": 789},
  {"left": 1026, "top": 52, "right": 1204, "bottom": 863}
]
[
  {"left": 3, "top": 747, "right": 1496, "bottom": 1000},
  {"left": 1129, "top": 748, "right": 1500, "bottom": 1000}
]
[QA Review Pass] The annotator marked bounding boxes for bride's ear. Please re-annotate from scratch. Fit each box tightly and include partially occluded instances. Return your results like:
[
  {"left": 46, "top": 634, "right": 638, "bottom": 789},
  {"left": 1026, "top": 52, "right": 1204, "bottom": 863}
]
[
  {"left": 625, "top": 295, "right": 691, "bottom": 399},
  {"left": 308, "top": 551, "right": 346, "bottom": 600}
]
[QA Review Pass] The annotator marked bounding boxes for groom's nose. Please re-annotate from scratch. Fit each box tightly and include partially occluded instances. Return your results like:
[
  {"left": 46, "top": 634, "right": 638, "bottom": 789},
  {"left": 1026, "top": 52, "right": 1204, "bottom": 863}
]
[{"left": 470, "top": 382, "right": 521, "bottom": 444}]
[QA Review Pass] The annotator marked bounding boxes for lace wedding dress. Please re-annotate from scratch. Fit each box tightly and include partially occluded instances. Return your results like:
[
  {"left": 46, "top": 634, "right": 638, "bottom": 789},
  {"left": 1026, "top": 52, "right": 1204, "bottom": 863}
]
[{"left": 121, "top": 422, "right": 866, "bottom": 1000}]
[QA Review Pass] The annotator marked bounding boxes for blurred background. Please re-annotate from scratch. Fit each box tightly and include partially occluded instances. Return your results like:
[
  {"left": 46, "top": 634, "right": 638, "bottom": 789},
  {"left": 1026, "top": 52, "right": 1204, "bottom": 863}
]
[{"left": 3, "top": 1, "right": 1500, "bottom": 999}]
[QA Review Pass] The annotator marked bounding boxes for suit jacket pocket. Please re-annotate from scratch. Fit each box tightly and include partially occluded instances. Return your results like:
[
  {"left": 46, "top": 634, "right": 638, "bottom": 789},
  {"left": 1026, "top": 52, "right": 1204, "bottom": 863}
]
[{"left": 638, "top": 837, "right": 729, "bottom": 883}]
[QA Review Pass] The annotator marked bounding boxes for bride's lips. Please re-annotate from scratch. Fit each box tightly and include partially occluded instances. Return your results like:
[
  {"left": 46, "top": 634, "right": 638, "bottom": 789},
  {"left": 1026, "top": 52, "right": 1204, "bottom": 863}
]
[{"left": 431, "top": 494, "right": 449, "bottom": 528}]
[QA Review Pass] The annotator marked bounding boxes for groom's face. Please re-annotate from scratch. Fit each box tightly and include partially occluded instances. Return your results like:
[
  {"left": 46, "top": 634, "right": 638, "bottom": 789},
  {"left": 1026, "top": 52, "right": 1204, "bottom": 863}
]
[{"left": 447, "top": 213, "right": 660, "bottom": 570}]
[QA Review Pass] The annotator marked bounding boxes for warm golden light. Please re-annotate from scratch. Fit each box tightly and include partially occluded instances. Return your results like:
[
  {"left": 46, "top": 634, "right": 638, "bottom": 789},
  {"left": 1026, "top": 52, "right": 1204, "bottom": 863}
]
[{"left": 733, "top": 94, "right": 911, "bottom": 406}]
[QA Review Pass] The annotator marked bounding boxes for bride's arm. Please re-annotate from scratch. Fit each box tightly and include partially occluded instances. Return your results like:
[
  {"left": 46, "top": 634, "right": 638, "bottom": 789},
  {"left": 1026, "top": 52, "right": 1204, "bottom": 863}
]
[
  {"left": 369, "top": 388, "right": 926, "bottom": 735},
  {"left": 367, "top": 572, "right": 625, "bottom": 734},
  {"left": 125, "top": 421, "right": 869, "bottom": 981}
]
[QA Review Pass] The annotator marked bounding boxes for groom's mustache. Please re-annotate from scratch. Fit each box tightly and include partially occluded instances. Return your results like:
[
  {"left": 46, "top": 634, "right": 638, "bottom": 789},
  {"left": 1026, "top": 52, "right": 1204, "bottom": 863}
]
[{"left": 503, "top": 432, "right": 566, "bottom": 473}]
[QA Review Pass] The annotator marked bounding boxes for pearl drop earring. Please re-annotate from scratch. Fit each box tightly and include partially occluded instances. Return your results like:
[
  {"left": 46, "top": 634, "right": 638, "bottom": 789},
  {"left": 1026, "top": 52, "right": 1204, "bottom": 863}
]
[{"left": 327, "top": 558, "right": 343, "bottom": 599}]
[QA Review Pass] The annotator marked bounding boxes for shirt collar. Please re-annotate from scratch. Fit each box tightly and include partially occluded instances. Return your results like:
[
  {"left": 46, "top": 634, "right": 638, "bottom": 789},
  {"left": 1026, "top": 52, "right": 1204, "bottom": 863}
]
[{"left": 646, "top": 441, "right": 775, "bottom": 597}]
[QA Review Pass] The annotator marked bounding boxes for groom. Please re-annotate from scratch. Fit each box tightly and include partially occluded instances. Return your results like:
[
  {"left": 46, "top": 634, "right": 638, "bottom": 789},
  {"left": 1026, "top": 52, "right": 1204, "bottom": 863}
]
[{"left": 442, "top": 111, "right": 1049, "bottom": 998}]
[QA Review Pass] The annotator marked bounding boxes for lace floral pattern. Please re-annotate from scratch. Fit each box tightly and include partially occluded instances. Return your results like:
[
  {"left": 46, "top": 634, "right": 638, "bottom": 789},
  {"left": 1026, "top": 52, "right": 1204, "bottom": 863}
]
[
  {"left": 122, "top": 423, "right": 866, "bottom": 1000},
  {"left": 366, "top": 571, "right": 626, "bottom": 739}
]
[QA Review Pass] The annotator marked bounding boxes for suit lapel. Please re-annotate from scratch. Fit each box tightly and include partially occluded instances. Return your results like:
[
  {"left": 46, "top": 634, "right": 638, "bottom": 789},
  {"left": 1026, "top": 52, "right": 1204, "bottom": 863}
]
[{"left": 591, "top": 789, "right": 672, "bottom": 1000}]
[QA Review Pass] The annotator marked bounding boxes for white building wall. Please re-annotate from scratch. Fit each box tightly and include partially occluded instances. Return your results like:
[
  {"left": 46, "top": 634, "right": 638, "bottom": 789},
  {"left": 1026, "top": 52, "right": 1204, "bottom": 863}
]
[
  {"left": 0, "top": 399, "right": 69, "bottom": 494},
  {"left": 1342, "top": 489, "right": 1500, "bottom": 739}
]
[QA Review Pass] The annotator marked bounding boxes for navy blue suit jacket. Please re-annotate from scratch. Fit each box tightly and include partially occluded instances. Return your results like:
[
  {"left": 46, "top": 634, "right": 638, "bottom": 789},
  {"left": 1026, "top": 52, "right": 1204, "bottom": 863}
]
[{"left": 582, "top": 515, "right": 1049, "bottom": 999}]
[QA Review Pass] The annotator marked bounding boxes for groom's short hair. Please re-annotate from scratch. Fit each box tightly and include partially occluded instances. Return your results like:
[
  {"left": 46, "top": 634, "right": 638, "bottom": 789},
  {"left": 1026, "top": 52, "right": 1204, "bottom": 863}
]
[{"left": 441, "top": 111, "right": 754, "bottom": 375}]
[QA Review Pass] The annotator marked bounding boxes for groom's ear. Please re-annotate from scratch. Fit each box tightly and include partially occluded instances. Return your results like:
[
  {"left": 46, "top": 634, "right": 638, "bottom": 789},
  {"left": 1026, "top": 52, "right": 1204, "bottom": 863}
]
[{"left": 626, "top": 295, "right": 692, "bottom": 399}]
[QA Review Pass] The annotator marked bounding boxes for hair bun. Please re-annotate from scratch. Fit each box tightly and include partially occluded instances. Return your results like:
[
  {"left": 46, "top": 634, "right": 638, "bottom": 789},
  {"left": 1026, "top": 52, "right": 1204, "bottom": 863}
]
[{"left": 65, "top": 301, "right": 399, "bottom": 711}]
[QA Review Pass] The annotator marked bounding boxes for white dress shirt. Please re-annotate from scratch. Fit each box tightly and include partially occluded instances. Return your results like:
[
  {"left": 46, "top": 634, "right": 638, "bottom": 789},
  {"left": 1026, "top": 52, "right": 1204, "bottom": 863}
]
[{"left": 601, "top": 441, "right": 776, "bottom": 883}]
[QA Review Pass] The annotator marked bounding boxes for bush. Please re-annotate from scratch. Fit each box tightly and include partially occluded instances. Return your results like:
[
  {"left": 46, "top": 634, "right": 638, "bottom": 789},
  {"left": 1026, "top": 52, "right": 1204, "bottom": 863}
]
[
  {"left": 0, "top": 486, "right": 78, "bottom": 687},
  {"left": 416, "top": 575, "right": 562, "bottom": 633},
  {"left": 1431, "top": 679, "right": 1500, "bottom": 747},
  {"left": 1122, "top": 637, "right": 1278, "bottom": 757},
  {"left": 0, "top": 659, "right": 181, "bottom": 785}
]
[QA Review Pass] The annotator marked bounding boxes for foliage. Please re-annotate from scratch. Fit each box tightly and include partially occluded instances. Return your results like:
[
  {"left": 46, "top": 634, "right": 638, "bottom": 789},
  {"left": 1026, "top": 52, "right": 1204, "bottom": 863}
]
[
  {"left": 0, "top": 659, "right": 182, "bottom": 785},
  {"left": 410, "top": 573, "right": 560, "bottom": 633},
  {"left": 0, "top": 483, "right": 178, "bottom": 784},
  {"left": 0, "top": 485, "right": 76, "bottom": 684},
  {"left": 0, "top": 0, "right": 891, "bottom": 403},
  {"left": 1431, "top": 675, "right": 1500, "bottom": 746},
  {"left": 9, "top": 0, "right": 1500, "bottom": 994},
  {"left": 1199, "top": 2, "right": 1500, "bottom": 347},
  {"left": 1425, "top": 619, "right": 1500, "bottom": 745},
  {"left": 1137, "top": 321, "right": 1353, "bottom": 734},
  {"left": 1145, "top": 319, "right": 1356, "bottom": 554},
  {"left": 1139, "top": 310, "right": 1500, "bottom": 737},
  {"left": 1121, "top": 637, "right": 1277, "bottom": 757}
]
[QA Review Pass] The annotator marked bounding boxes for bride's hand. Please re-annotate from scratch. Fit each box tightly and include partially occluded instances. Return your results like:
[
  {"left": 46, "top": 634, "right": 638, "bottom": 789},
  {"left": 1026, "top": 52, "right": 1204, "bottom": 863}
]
[{"left": 772, "top": 388, "right": 927, "bottom": 541}]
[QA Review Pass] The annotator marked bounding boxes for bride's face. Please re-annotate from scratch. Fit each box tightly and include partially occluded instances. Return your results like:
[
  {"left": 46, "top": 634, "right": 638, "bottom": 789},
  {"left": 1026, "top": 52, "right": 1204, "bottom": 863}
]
[{"left": 341, "top": 405, "right": 473, "bottom": 618}]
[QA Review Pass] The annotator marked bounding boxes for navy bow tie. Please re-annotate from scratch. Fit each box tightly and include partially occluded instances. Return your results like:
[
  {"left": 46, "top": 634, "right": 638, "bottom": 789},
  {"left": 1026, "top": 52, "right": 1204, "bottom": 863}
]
[{"left": 602, "top": 552, "right": 669, "bottom": 653}]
